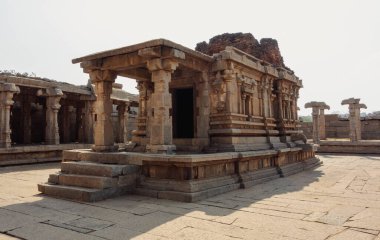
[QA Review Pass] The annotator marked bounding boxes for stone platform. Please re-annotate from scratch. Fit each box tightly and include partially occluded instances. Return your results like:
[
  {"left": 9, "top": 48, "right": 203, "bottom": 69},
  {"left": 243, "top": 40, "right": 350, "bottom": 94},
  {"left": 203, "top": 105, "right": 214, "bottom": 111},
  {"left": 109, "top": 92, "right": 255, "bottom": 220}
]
[
  {"left": 39, "top": 146, "right": 321, "bottom": 202},
  {"left": 0, "top": 144, "right": 91, "bottom": 166},
  {"left": 317, "top": 140, "right": 380, "bottom": 154},
  {"left": 3, "top": 155, "right": 380, "bottom": 239}
]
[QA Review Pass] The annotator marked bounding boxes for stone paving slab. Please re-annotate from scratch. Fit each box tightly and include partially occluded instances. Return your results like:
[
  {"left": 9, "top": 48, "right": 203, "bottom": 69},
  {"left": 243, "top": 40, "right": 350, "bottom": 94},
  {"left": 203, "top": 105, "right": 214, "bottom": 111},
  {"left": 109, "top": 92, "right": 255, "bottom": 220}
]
[{"left": 0, "top": 155, "right": 379, "bottom": 239}]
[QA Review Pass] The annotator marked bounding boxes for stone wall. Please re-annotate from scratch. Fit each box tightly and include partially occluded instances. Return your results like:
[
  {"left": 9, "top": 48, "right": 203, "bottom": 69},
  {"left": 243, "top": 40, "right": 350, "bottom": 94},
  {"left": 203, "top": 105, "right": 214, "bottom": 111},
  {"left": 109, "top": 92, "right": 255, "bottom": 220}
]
[
  {"left": 195, "top": 32, "right": 287, "bottom": 68},
  {"left": 300, "top": 114, "right": 380, "bottom": 140}
]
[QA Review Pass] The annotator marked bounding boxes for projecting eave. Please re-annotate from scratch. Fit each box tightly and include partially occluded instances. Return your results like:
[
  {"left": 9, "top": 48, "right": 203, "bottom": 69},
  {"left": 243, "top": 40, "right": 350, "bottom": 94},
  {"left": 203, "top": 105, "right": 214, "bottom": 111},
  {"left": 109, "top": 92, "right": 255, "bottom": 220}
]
[{"left": 72, "top": 39, "right": 213, "bottom": 64}]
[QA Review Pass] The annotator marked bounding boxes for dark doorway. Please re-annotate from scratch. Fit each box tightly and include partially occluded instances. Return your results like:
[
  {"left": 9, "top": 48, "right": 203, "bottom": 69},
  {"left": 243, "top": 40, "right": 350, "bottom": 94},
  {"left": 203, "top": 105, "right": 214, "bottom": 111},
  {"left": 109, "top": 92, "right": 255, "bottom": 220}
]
[{"left": 172, "top": 88, "right": 194, "bottom": 138}]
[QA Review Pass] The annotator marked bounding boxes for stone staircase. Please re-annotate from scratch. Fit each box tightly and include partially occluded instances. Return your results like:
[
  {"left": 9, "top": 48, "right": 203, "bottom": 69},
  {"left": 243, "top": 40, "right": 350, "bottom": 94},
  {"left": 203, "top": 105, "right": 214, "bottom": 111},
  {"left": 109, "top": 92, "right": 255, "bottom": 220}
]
[{"left": 38, "top": 161, "right": 140, "bottom": 202}]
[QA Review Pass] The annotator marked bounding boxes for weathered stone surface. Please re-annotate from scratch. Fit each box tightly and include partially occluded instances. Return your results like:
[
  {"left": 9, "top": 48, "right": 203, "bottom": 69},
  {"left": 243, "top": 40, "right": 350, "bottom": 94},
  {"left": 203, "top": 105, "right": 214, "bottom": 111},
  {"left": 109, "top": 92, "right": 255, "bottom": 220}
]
[
  {"left": 57, "top": 174, "right": 118, "bottom": 189},
  {"left": 2, "top": 155, "right": 380, "bottom": 239},
  {"left": 61, "top": 161, "right": 130, "bottom": 177},
  {"left": 195, "top": 32, "right": 287, "bottom": 68}
]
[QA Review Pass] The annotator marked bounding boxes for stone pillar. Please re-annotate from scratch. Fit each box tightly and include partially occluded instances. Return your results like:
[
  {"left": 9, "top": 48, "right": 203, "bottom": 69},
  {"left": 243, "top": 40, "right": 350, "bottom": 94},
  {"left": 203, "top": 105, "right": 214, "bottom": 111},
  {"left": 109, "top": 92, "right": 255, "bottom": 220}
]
[
  {"left": 62, "top": 105, "right": 71, "bottom": 143},
  {"left": 261, "top": 80, "right": 270, "bottom": 117},
  {"left": 90, "top": 70, "right": 118, "bottom": 152},
  {"left": 117, "top": 103, "right": 129, "bottom": 143},
  {"left": 146, "top": 58, "right": 178, "bottom": 154},
  {"left": 43, "top": 88, "right": 63, "bottom": 145},
  {"left": 22, "top": 95, "right": 32, "bottom": 144},
  {"left": 342, "top": 98, "right": 367, "bottom": 142},
  {"left": 319, "top": 109, "right": 326, "bottom": 139},
  {"left": 123, "top": 103, "right": 129, "bottom": 144},
  {"left": 76, "top": 103, "right": 84, "bottom": 142},
  {"left": 311, "top": 107, "right": 320, "bottom": 143},
  {"left": 222, "top": 69, "right": 238, "bottom": 113},
  {"left": 84, "top": 100, "right": 95, "bottom": 144},
  {"left": 0, "top": 83, "right": 20, "bottom": 148},
  {"left": 133, "top": 81, "right": 148, "bottom": 141},
  {"left": 305, "top": 101, "right": 329, "bottom": 143},
  {"left": 196, "top": 71, "right": 210, "bottom": 140}
]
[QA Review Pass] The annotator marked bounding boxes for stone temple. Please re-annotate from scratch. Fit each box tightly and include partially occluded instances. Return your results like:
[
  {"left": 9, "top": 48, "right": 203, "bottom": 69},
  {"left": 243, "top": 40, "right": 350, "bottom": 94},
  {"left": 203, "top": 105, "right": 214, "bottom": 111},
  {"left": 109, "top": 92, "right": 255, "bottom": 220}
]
[{"left": 38, "top": 33, "right": 320, "bottom": 202}]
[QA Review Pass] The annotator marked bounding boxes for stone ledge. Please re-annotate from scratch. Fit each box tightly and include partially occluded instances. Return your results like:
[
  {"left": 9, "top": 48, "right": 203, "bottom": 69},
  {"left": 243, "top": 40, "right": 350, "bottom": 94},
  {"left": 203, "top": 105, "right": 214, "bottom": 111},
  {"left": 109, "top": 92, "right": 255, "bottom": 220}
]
[{"left": 318, "top": 141, "right": 380, "bottom": 154}]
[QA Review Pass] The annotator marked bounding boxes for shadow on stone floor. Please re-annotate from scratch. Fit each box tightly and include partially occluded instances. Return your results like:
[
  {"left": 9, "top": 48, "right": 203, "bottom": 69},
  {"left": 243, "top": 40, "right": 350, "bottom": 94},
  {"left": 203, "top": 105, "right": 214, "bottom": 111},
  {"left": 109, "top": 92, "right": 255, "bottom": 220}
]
[
  {"left": 0, "top": 162, "right": 60, "bottom": 174},
  {"left": 0, "top": 163, "right": 325, "bottom": 239}
]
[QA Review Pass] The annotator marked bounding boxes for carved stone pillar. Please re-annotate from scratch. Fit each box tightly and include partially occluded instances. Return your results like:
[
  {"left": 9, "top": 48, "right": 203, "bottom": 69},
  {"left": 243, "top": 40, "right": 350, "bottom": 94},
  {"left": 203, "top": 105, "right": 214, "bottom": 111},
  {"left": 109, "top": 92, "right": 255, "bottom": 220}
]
[
  {"left": 342, "top": 98, "right": 366, "bottom": 142},
  {"left": 90, "top": 70, "right": 118, "bottom": 152},
  {"left": 222, "top": 69, "right": 238, "bottom": 113},
  {"left": 117, "top": 102, "right": 129, "bottom": 143},
  {"left": 319, "top": 109, "right": 326, "bottom": 140},
  {"left": 133, "top": 81, "right": 148, "bottom": 140},
  {"left": 22, "top": 95, "right": 32, "bottom": 144},
  {"left": 84, "top": 100, "right": 95, "bottom": 144},
  {"left": 146, "top": 58, "right": 178, "bottom": 154},
  {"left": 261, "top": 80, "right": 269, "bottom": 117},
  {"left": 62, "top": 105, "right": 72, "bottom": 143},
  {"left": 311, "top": 107, "right": 320, "bottom": 143},
  {"left": 305, "top": 101, "right": 329, "bottom": 143},
  {"left": 43, "top": 87, "right": 63, "bottom": 145},
  {"left": 76, "top": 103, "right": 84, "bottom": 142},
  {"left": 196, "top": 71, "right": 210, "bottom": 140},
  {"left": 0, "top": 83, "right": 20, "bottom": 148},
  {"left": 123, "top": 103, "right": 129, "bottom": 144}
]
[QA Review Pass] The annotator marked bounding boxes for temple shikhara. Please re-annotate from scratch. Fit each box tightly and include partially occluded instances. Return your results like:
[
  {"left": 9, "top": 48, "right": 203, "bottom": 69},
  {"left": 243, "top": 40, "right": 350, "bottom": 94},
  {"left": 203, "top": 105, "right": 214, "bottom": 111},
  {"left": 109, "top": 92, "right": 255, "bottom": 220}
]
[{"left": 38, "top": 33, "right": 320, "bottom": 202}]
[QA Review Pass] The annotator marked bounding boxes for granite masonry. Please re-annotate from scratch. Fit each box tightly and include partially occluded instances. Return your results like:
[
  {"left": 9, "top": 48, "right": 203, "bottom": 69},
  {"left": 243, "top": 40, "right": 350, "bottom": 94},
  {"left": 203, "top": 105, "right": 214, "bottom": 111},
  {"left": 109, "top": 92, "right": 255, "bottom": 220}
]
[
  {"left": 0, "top": 74, "right": 138, "bottom": 166},
  {"left": 39, "top": 34, "right": 320, "bottom": 202}
]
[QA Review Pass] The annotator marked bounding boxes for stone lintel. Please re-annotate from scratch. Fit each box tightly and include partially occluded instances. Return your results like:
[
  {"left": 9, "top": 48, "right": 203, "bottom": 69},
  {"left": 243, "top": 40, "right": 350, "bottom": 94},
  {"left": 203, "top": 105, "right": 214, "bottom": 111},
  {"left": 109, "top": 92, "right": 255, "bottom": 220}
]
[
  {"left": 0, "top": 82, "right": 20, "bottom": 93},
  {"left": 138, "top": 46, "right": 162, "bottom": 58},
  {"left": 37, "top": 87, "right": 63, "bottom": 97}
]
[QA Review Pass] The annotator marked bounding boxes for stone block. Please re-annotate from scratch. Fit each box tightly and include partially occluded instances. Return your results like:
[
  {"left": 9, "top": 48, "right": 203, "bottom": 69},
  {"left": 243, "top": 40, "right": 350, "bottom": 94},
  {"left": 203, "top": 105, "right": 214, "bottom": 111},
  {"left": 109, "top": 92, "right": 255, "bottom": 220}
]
[
  {"left": 118, "top": 174, "right": 137, "bottom": 187},
  {"left": 61, "top": 161, "right": 128, "bottom": 177},
  {"left": 58, "top": 174, "right": 118, "bottom": 189}
]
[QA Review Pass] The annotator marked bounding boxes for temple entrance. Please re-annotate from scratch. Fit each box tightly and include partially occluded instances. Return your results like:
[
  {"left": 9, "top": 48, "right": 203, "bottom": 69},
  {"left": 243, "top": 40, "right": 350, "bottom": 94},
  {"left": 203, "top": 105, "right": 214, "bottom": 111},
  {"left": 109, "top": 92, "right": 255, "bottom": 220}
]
[{"left": 172, "top": 88, "right": 194, "bottom": 138}]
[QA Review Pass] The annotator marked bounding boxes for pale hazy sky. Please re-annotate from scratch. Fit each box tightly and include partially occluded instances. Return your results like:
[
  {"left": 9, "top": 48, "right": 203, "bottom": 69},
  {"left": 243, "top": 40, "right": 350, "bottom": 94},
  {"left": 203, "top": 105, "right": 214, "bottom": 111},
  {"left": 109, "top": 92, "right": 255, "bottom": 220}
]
[{"left": 1, "top": 0, "right": 379, "bottom": 115}]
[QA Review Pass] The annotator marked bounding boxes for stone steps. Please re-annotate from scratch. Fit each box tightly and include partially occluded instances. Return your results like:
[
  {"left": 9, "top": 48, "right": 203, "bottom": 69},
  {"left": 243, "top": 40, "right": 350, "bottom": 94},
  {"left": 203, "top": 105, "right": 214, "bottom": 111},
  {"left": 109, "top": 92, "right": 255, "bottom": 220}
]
[
  {"left": 38, "top": 161, "right": 140, "bottom": 202},
  {"left": 49, "top": 173, "right": 118, "bottom": 189},
  {"left": 61, "top": 161, "right": 138, "bottom": 177},
  {"left": 38, "top": 183, "right": 130, "bottom": 202}
]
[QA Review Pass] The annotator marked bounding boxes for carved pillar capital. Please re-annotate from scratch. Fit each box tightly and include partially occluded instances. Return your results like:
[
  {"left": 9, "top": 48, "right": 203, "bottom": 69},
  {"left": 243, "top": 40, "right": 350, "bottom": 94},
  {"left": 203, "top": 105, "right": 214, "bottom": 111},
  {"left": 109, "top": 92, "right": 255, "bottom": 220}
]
[
  {"left": 147, "top": 58, "right": 179, "bottom": 73},
  {"left": 89, "top": 69, "right": 117, "bottom": 83}
]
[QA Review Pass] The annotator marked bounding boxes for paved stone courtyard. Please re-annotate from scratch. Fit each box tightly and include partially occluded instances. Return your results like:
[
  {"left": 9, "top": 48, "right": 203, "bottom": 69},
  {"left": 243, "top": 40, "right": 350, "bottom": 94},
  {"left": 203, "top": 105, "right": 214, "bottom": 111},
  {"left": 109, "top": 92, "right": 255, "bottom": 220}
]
[{"left": 0, "top": 154, "right": 379, "bottom": 240}]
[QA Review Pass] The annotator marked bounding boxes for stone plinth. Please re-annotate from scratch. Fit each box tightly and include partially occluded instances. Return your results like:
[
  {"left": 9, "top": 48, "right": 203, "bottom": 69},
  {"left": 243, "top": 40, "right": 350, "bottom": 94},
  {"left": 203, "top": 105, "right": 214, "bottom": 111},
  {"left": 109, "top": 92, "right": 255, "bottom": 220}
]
[
  {"left": 341, "top": 98, "right": 367, "bottom": 142},
  {"left": 318, "top": 140, "right": 380, "bottom": 154},
  {"left": 39, "top": 145, "right": 319, "bottom": 202}
]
